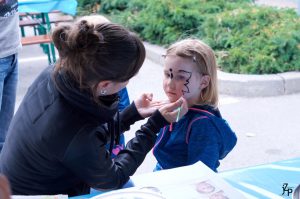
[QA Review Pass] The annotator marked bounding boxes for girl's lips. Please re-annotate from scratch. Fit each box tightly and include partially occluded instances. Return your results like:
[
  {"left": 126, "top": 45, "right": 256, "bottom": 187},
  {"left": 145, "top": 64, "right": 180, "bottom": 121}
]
[
  {"left": 167, "top": 91, "right": 177, "bottom": 95},
  {"left": 167, "top": 91, "right": 176, "bottom": 95}
]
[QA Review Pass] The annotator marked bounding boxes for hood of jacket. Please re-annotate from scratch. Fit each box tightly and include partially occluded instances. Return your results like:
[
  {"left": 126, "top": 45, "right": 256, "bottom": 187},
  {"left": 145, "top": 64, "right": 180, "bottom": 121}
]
[
  {"left": 53, "top": 69, "right": 119, "bottom": 123},
  {"left": 190, "top": 105, "right": 237, "bottom": 160}
]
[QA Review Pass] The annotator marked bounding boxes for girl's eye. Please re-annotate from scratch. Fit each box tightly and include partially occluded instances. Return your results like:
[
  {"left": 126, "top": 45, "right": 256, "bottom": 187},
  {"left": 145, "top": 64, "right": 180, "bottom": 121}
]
[
  {"left": 175, "top": 75, "right": 186, "bottom": 81},
  {"left": 164, "top": 73, "right": 171, "bottom": 78}
]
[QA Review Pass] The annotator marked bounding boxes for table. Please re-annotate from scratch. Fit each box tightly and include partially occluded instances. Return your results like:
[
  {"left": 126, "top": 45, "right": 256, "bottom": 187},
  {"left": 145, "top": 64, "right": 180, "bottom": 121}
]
[
  {"left": 70, "top": 157, "right": 300, "bottom": 199},
  {"left": 18, "top": 0, "right": 77, "bottom": 63},
  {"left": 220, "top": 157, "right": 300, "bottom": 199},
  {"left": 19, "top": 0, "right": 77, "bottom": 15}
]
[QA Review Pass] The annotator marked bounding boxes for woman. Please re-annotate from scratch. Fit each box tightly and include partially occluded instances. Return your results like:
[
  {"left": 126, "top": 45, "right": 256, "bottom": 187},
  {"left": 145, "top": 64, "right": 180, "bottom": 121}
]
[{"left": 0, "top": 18, "right": 187, "bottom": 196}]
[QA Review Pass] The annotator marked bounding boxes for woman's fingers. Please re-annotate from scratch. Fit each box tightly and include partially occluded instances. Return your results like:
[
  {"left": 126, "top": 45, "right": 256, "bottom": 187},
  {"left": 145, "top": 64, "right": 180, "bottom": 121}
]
[
  {"left": 149, "top": 100, "right": 169, "bottom": 108},
  {"left": 161, "top": 97, "right": 185, "bottom": 112},
  {"left": 142, "top": 93, "right": 153, "bottom": 102},
  {"left": 178, "top": 97, "right": 188, "bottom": 119},
  {"left": 159, "top": 97, "right": 188, "bottom": 123}
]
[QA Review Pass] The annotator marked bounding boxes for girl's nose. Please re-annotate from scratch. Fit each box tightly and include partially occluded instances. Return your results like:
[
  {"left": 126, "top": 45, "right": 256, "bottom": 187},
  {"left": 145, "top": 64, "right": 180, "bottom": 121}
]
[{"left": 167, "top": 78, "right": 175, "bottom": 88}]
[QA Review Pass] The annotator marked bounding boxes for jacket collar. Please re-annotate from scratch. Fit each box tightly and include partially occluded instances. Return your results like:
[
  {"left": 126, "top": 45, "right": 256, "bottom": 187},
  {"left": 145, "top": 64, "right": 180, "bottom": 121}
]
[
  {"left": 189, "top": 104, "right": 222, "bottom": 118},
  {"left": 53, "top": 70, "right": 119, "bottom": 123}
]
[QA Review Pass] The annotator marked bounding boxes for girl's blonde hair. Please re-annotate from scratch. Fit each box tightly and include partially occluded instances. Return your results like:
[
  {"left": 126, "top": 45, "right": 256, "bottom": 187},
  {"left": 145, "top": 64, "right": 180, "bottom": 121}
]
[{"left": 166, "top": 39, "right": 218, "bottom": 108}]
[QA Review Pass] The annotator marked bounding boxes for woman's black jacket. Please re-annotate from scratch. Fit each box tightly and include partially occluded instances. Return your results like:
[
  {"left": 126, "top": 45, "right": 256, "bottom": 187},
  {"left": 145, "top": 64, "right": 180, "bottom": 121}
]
[{"left": 0, "top": 66, "right": 168, "bottom": 196}]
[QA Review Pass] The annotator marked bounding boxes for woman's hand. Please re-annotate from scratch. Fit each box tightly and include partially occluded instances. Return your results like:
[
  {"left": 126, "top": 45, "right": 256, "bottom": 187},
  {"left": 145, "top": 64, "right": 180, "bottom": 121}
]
[
  {"left": 134, "top": 93, "right": 168, "bottom": 118},
  {"left": 159, "top": 97, "right": 188, "bottom": 123}
]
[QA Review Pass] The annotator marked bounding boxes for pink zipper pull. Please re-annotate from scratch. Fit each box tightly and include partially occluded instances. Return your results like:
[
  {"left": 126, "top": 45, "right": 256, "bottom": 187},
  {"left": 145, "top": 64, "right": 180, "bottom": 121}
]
[{"left": 169, "top": 123, "right": 173, "bottom": 132}]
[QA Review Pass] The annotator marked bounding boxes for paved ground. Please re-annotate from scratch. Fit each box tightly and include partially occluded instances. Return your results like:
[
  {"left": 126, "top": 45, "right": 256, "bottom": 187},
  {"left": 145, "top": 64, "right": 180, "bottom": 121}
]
[{"left": 17, "top": 44, "right": 300, "bottom": 176}]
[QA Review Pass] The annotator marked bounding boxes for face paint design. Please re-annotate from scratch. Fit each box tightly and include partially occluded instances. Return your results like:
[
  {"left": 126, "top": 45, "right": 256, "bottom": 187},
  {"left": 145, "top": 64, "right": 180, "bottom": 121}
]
[
  {"left": 163, "top": 55, "right": 203, "bottom": 104},
  {"left": 178, "top": 70, "right": 192, "bottom": 95},
  {"left": 169, "top": 68, "right": 174, "bottom": 79}
]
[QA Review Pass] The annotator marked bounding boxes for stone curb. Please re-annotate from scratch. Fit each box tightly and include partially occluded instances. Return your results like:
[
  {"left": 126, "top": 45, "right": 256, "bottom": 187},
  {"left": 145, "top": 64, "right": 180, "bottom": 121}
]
[{"left": 144, "top": 42, "right": 300, "bottom": 97}]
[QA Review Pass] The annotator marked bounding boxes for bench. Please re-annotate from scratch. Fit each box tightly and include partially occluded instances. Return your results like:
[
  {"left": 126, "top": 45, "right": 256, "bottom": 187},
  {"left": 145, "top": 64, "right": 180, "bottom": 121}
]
[
  {"left": 19, "top": 11, "right": 73, "bottom": 27},
  {"left": 19, "top": 10, "right": 61, "bottom": 17},
  {"left": 19, "top": 18, "right": 42, "bottom": 27},
  {"left": 19, "top": 11, "right": 71, "bottom": 64},
  {"left": 21, "top": 35, "right": 51, "bottom": 46},
  {"left": 21, "top": 35, "right": 56, "bottom": 64},
  {"left": 19, "top": 13, "right": 73, "bottom": 38},
  {"left": 19, "top": 15, "right": 73, "bottom": 27}
]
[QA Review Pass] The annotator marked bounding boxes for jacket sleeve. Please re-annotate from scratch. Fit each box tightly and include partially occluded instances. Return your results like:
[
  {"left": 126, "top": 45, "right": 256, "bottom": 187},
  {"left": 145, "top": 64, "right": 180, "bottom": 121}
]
[
  {"left": 62, "top": 110, "right": 169, "bottom": 190},
  {"left": 187, "top": 119, "right": 220, "bottom": 172},
  {"left": 118, "top": 102, "right": 144, "bottom": 133}
]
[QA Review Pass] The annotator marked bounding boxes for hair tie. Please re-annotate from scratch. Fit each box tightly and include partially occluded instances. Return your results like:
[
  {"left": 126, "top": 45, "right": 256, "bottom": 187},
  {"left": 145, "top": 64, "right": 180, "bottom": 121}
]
[
  {"left": 60, "top": 32, "right": 66, "bottom": 41},
  {"left": 193, "top": 55, "right": 197, "bottom": 62}
]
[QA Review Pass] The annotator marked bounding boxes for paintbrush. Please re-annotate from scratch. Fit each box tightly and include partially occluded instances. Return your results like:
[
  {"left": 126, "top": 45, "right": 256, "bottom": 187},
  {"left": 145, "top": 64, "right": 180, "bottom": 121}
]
[{"left": 176, "top": 106, "right": 182, "bottom": 122}]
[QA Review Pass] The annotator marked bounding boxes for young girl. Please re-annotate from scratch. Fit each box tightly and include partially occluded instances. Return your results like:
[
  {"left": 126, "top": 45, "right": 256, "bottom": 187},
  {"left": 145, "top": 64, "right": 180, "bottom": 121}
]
[{"left": 153, "top": 39, "right": 237, "bottom": 172}]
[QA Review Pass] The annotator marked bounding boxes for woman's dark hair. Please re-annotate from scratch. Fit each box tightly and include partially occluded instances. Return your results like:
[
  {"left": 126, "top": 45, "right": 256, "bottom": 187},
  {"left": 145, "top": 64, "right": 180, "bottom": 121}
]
[{"left": 51, "top": 19, "right": 145, "bottom": 98}]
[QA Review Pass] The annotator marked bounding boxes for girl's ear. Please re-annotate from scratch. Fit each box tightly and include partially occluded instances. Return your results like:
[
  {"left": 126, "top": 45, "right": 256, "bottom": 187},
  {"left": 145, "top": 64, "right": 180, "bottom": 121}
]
[{"left": 200, "top": 75, "right": 210, "bottom": 90}]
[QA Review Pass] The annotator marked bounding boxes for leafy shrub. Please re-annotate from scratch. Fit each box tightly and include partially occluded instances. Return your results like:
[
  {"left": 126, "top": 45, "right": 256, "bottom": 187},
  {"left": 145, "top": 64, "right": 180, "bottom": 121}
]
[
  {"left": 100, "top": 0, "right": 129, "bottom": 14},
  {"left": 111, "top": 0, "right": 251, "bottom": 45},
  {"left": 77, "top": 0, "right": 300, "bottom": 74},
  {"left": 204, "top": 7, "right": 300, "bottom": 74},
  {"left": 77, "top": 0, "right": 101, "bottom": 15}
]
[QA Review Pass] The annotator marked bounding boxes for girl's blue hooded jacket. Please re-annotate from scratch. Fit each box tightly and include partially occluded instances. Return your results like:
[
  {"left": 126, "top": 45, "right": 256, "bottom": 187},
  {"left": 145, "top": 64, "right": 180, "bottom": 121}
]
[{"left": 153, "top": 105, "right": 237, "bottom": 172}]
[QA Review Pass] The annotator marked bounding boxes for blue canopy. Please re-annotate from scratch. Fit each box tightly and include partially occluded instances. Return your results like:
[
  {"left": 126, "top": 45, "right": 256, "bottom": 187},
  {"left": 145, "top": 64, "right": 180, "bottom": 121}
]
[{"left": 18, "top": 0, "right": 77, "bottom": 15}]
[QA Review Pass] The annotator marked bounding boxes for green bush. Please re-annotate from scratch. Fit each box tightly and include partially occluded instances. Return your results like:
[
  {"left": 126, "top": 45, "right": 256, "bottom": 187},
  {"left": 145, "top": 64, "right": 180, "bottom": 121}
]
[
  {"left": 204, "top": 7, "right": 300, "bottom": 74},
  {"left": 77, "top": 0, "right": 100, "bottom": 15},
  {"left": 100, "top": 0, "right": 128, "bottom": 14},
  {"left": 77, "top": 0, "right": 300, "bottom": 74},
  {"left": 109, "top": 0, "right": 201, "bottom": 45},
  {"left": 111, "top": 0, "right": 252, "bottom": 45}
]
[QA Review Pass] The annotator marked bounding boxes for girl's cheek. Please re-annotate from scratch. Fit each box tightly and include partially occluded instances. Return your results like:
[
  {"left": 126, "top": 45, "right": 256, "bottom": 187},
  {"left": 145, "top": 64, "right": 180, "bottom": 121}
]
[
  {"left": 163, "top": 80, "right": 168, "bottom": 90},
  {"left": 177, "top": 82, "right": 185, "bottom": 94}
]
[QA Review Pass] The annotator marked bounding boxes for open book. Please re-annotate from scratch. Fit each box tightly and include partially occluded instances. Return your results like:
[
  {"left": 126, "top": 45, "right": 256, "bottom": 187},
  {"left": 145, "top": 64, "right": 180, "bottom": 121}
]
[{"left": 91, "top": 161, "right": 246, "bottom": 199}]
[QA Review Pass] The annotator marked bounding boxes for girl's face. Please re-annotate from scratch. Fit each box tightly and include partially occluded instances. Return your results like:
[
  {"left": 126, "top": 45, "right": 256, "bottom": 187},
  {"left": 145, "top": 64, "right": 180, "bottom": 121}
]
[{"left": 163, "top": 55, "right": 204, "bottom": 106}]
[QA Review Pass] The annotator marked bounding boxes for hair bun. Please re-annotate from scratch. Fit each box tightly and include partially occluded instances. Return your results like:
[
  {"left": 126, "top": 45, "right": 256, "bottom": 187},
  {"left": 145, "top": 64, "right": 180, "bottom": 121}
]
[
  {"left": 51, "top": 25, "right": 71, "bottom": 58},
  {"left": 68, "top": 20, "right": 102, "bottom": 55}
]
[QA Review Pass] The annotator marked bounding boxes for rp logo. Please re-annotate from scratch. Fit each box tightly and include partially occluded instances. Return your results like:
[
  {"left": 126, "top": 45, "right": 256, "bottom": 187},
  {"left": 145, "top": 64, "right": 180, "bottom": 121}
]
[{"left": 282, "top": 183, "right": 293, "bottom": 196}]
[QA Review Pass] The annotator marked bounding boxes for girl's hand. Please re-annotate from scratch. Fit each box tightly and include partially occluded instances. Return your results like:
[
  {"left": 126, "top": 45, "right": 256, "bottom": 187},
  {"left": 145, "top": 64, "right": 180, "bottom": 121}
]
[
  {"left": 134, "top": 93, "right": 168, "bottom": 118},
  {"left": 159, "top": 97, "right": 188, "bottom": 123}
]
